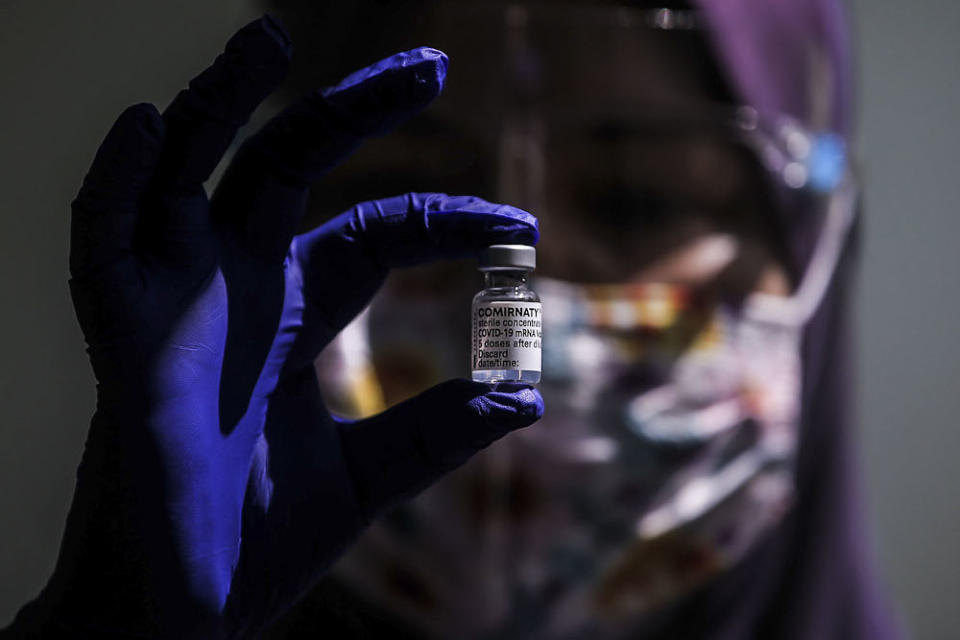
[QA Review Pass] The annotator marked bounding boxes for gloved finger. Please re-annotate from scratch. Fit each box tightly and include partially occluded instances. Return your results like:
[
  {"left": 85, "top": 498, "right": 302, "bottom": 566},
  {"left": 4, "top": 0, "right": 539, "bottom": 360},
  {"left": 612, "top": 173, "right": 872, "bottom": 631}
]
[
  {"left": 336, "top": 379, "right": 544, "bottom": 521},
  {"left": 145, "top": 16, "right": 291, "bottom": 269},
  {"left": 154, "top": 15, "right": 291, "bottom": 191},
  {"left": 212, "top": 47, "right": 448, "bottom": 262},
  {"left": 290, "top": 192, "right": 537, "bottom": 351},
  {"left": 70, "top": 103, "right": 165, "bottom": 281}
]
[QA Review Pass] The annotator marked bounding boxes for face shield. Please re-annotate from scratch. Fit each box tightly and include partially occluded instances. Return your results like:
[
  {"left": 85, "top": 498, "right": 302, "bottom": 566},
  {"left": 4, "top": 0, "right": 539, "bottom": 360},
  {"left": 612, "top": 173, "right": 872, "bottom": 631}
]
[{"left": 307, "top": 3, "right": 856, "bottom": 637}]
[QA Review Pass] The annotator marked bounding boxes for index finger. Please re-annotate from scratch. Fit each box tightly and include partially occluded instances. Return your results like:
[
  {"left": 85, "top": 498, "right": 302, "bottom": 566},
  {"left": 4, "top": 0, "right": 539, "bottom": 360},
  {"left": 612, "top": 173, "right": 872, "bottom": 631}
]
[{"left": 291, "top": 192, "right": 538, "bottom": 345}]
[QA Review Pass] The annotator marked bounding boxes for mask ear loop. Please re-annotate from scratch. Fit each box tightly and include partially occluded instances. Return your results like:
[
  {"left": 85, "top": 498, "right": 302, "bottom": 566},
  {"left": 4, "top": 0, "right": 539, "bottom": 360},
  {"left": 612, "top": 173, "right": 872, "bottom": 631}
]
[{"left": 741, "top": 175, "right": 858, "bottom": 327}]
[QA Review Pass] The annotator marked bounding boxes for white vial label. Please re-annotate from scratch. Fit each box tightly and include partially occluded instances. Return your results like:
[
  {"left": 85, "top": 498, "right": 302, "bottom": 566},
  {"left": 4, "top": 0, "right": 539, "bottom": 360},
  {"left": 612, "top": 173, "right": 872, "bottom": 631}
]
[{"left": 472, "top": 301, "right": 542, "bottom": 373}]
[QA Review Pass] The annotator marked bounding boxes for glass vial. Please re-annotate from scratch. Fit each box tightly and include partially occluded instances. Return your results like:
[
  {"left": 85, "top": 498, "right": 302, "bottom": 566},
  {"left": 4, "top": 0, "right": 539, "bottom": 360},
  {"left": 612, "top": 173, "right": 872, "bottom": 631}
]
[{"left": 471, "top": 244, "right": 542, "bottom": 384}]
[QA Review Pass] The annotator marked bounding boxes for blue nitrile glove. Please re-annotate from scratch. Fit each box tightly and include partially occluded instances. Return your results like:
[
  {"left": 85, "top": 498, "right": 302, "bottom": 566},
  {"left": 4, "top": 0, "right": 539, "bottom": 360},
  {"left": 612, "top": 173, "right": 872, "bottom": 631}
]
[{"left": 3, "top": 16, "right": 542, "bottom": 639}]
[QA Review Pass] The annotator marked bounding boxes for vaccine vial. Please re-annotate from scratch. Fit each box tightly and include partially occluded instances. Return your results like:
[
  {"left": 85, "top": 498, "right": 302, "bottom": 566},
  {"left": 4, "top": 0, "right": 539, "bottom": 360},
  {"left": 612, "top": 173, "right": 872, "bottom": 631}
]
[{"left": 471, "top": 244, "right": 542, "bottom": 384}]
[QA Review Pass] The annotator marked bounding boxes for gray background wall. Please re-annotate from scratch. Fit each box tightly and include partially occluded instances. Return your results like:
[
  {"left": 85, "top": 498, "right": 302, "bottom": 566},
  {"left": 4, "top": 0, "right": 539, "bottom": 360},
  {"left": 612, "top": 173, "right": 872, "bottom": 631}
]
[
  {"left": 854, "top": 0, "right": 960, "bottom": 636},
  {"left": 0, "top": 1, "right": 956, "bottom": 637}
]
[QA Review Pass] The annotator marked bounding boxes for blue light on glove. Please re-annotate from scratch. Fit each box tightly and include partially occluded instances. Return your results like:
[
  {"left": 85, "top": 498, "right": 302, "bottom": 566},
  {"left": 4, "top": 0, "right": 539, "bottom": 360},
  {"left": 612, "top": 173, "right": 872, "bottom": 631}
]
[{"left": 4, "top": 16, "right": 542, "bottom": 639}]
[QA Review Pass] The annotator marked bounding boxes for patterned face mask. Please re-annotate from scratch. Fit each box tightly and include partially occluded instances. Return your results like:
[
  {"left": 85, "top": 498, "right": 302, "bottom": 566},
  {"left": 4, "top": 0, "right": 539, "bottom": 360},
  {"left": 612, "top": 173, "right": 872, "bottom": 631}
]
[
  {"left": 500, "top": 184, "right": 856, "bottom": 635},
  {"left": 524, "top": 277, "right": 802, "bottom": 625}
]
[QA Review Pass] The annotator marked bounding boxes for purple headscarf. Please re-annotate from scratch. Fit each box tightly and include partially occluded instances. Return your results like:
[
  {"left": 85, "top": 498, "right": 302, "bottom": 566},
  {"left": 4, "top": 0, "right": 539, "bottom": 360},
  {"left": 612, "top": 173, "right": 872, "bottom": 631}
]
[
  {"left": 642, "top": 2, "right": 904, "bottom": 638},
  {"left": 695, "top": 0, "right": 853, "bottom": 137}
]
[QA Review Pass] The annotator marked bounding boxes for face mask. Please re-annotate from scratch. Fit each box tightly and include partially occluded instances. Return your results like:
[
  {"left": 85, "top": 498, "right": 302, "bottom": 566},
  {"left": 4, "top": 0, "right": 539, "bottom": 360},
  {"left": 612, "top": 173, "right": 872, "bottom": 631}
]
[
  {"left": 503, "top": 183, "right": 857, "bottom": 633},
  {"left": 521, "top": 277, "right": 801, "bottom": 621}
]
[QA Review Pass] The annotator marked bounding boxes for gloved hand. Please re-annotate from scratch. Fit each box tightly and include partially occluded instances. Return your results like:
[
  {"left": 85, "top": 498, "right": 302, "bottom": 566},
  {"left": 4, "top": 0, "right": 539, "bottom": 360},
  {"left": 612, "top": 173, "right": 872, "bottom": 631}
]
[{"left": 4, "top": 16, "right": 542, "bottom": 639}]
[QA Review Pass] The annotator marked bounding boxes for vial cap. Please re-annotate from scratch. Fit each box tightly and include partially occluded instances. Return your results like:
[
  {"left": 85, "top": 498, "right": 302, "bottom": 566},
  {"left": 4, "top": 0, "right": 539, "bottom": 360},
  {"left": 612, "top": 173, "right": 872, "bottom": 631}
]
[{"left": 478, "top": 244, "right": 536, "bottom": 271}]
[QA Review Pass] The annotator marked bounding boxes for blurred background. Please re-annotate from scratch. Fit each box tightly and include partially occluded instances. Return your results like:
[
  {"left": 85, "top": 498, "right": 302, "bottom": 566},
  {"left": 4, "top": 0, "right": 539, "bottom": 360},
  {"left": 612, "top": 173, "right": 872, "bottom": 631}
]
[{"left": 0, "top": 1, "right": 956, "bottom": 637}]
